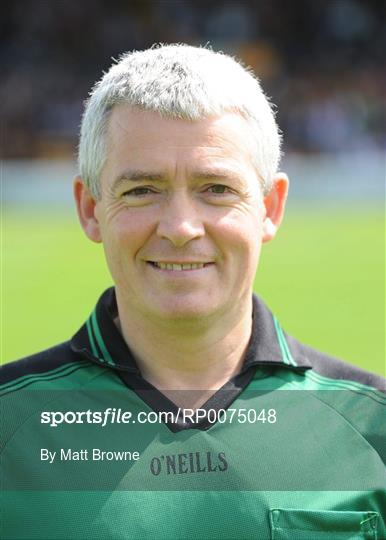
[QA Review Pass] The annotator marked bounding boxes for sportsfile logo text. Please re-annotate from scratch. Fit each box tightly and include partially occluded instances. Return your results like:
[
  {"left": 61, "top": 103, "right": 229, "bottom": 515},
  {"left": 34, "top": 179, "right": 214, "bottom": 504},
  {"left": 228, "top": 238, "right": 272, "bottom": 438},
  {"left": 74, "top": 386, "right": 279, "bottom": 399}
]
[{"left": 41, "top": 407, "right": 277, "bottom": 427}]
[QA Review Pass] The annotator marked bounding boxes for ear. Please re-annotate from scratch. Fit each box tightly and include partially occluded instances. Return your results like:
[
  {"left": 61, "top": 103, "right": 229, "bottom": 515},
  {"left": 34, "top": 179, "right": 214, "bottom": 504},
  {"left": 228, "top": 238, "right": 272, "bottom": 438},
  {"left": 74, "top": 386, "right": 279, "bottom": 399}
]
[
  {"left": 73, "top": 175, "right": 102, "bottom": 243},
  {"left": 262, "top": 173, "right": 289, "bottom": 243}
]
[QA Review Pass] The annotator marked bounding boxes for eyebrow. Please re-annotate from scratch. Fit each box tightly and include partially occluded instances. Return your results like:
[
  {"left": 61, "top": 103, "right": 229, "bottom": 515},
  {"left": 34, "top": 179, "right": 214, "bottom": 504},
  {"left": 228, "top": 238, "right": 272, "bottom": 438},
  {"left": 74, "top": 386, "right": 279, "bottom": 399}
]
[
  {"left": 112, "top": 171, "right": 165, "bottom": 192},
  {"left": 112, "top": 168, "right": 242, "bottom": 192}
]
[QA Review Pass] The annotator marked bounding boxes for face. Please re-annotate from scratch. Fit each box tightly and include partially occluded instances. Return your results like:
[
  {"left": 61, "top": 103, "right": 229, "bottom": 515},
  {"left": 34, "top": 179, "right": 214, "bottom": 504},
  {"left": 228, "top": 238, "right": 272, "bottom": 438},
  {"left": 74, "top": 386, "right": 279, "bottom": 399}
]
[{"left": 75, "top": 106, "right": 287, "bottom": 322}]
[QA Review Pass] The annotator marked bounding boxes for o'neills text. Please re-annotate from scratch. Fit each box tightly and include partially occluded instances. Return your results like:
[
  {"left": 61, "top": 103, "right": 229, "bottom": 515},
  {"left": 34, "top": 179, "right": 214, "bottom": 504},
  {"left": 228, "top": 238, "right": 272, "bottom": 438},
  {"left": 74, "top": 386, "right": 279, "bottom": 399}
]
[{"left": 150, "top": 451, "right": 228, "bottom": 475}]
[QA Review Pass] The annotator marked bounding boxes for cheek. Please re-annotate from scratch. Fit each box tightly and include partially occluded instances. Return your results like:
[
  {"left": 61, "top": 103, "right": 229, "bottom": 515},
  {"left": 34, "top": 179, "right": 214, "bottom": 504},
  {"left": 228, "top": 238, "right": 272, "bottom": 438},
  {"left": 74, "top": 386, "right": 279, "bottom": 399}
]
[
  {"left": 101, "top": 210, "right": 154, "bottom": 262},
  {"left": 216, "top": 211, "right": 263, "bottom": 260}
]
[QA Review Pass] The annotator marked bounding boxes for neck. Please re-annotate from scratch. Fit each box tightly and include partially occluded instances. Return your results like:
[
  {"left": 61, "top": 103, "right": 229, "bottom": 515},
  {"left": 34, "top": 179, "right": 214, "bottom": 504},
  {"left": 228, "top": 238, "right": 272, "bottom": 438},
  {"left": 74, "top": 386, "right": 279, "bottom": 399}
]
[{"left": 115, "top": 291, "right": 253, "bottom": 405}]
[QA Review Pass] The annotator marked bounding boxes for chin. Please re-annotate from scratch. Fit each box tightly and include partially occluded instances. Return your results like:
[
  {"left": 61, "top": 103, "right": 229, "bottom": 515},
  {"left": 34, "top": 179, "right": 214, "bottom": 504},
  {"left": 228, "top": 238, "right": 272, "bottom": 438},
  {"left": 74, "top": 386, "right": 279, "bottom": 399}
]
[{"left": 150, "top": 295, "right": 219, "bottom": 321}]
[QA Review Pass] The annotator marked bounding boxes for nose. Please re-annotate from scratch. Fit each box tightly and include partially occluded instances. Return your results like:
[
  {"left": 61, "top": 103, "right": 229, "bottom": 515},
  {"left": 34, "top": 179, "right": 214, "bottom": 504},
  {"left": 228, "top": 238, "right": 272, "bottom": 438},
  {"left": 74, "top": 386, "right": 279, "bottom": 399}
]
[{"left": 156, "top": 192, "right": 205, "bottom": 247}]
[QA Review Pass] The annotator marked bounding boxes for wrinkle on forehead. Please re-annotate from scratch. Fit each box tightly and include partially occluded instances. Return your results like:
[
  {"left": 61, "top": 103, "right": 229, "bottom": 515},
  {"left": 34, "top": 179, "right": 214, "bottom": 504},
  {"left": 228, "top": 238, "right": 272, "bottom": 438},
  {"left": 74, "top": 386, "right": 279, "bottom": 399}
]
[{"left": 107, "top": 105, "right": 255, "bottom": 156}]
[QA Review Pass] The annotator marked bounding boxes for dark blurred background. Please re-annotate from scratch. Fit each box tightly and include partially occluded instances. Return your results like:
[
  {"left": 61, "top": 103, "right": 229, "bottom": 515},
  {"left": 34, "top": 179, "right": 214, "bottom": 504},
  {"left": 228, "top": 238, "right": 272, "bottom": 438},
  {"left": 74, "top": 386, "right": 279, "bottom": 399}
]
[{"left": 1, "top": 0, "right": 385, "bottom": 160}]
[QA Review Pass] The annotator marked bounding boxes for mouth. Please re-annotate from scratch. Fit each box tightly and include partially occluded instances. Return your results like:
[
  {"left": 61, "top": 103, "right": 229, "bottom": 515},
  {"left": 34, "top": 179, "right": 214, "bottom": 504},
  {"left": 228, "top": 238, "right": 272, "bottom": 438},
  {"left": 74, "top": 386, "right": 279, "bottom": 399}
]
[{"left": 147, "top": 261, "right": 213, "bottom": 271}]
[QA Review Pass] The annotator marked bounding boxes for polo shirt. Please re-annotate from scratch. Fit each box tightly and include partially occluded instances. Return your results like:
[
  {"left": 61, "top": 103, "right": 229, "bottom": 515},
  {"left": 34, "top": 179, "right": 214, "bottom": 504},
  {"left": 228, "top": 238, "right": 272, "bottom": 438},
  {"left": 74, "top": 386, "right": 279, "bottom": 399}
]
[{"left": 1, "top": 287, "right": 385, "bottom": 539}]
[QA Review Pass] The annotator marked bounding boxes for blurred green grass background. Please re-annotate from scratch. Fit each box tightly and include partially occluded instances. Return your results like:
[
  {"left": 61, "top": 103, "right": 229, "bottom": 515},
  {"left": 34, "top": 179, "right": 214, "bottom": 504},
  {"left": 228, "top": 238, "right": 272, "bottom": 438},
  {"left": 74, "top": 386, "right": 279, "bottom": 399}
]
[{"left": 3, "top": 207, "right": 385, "bottom": 377}]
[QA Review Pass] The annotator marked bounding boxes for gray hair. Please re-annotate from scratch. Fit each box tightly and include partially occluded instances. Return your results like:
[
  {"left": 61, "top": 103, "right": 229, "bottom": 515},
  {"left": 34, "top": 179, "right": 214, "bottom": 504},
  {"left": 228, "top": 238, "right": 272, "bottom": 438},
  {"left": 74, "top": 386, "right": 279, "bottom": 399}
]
[{"left": 78, "top": 44, "right": 282, "bottom": 198}]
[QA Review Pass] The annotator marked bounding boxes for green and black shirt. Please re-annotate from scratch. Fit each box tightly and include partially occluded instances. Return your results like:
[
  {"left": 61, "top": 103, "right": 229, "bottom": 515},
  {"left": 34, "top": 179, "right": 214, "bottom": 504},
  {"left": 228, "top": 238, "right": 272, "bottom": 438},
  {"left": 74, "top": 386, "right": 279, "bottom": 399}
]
[{"left": 1, "top": 288, "right": 385, "bottom": 539}]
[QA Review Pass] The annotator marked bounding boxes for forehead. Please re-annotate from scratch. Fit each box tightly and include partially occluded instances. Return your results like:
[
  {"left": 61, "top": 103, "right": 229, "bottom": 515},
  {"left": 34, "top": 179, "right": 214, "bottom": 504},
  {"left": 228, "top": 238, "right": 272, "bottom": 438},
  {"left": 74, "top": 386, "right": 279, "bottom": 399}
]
[{"left": 104, "top": 105, "right": 255, "bottom": 171}]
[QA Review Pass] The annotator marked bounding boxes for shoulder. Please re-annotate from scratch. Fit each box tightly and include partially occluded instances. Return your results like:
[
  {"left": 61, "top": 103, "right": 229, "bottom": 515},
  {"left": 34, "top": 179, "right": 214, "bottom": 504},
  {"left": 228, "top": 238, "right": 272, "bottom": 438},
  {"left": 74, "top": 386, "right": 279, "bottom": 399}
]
[
  {"left": 0, "top": 342, "right": 106, "bottom": 454},
  {"left": 284, "top": 335, "right": 386, "bottom": 465},
  {"left": 0, "top": 342, "right": 92, "bottom": 394},
  {"left": 251, "top": 294, "right": 385, "bottom": 393},
  {"left": 286, "top": 333, "right": 386, "bottom": 394}
]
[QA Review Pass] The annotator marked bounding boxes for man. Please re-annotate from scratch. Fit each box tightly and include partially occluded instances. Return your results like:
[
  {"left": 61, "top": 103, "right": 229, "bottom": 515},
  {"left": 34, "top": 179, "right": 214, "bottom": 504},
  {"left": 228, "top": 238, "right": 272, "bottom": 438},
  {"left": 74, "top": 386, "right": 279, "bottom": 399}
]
[{"left": 1, "top": 44, "right": 385, "bottom": 539}]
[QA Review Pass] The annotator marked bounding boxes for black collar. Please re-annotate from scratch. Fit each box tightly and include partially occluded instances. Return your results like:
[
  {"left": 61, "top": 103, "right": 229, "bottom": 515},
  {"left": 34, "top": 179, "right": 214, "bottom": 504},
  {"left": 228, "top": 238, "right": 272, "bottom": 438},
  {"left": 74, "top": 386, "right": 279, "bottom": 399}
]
[{"left": 70, "top": 287, "right": 312, "bottom": 374}]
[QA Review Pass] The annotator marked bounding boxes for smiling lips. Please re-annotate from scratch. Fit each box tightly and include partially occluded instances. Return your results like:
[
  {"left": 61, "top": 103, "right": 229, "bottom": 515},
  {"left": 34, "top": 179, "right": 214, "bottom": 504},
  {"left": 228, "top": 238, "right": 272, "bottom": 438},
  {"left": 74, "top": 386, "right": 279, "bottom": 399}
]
[{"left": 148, "top": 261, "right": 213, "bottom": 271}]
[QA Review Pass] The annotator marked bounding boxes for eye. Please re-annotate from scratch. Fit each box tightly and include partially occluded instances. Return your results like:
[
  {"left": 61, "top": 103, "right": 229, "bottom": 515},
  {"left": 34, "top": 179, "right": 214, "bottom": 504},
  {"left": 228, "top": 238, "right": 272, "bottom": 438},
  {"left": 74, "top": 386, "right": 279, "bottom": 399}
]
[
  {"left": 206, "top": 184, "right": 232, "bottom": 194},
  {"left": 123, "top": 186, "right": 156, "bottom": 197}
]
